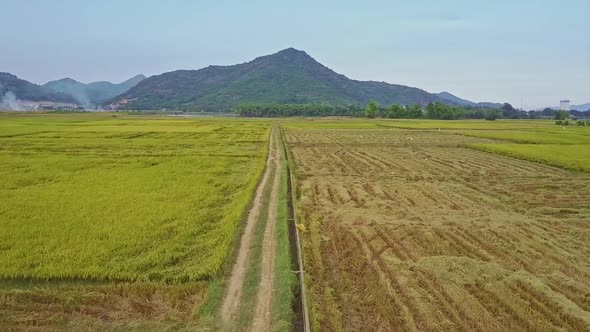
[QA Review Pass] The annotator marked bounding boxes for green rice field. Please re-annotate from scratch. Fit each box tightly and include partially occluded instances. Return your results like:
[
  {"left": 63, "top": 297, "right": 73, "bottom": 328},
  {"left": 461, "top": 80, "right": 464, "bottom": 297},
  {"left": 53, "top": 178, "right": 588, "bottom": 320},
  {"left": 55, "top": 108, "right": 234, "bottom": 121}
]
[{"left": 0, "top": 113, "right": 270, "bottom": 282}]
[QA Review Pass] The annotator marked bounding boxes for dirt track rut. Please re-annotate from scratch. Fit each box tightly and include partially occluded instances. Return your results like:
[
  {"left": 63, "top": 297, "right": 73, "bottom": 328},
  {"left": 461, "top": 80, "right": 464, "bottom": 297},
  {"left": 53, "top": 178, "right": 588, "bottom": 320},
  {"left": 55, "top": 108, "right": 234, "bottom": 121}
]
[
  {"left": 251, "top": 132, "right": 280, "bottom": 331},
  {"left": 221, "top": 128, "right": 280, "bottom": 332}
]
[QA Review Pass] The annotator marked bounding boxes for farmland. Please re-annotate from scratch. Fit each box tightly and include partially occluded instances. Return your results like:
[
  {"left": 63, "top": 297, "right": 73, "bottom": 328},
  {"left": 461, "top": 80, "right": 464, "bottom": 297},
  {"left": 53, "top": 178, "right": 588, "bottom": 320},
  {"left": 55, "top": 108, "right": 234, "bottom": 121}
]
[
  {"left": 0, "top": 113, "right": 272, "bottom": 329},
  {"left": 1, "top": 113, "right": 590, "bottom": 331},
  {"left": 462, "top": 128, "right": 590, "bottom": 172},
  {"left": 283, "top": 120, "right": 590, "bottom": 331}
]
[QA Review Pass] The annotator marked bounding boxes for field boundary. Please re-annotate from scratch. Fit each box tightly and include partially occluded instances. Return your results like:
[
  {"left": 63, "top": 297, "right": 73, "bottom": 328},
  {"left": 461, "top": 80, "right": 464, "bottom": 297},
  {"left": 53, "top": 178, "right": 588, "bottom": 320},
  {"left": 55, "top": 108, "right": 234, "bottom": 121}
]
[{"left": 279, "top": 126, "right": 310, "bottom": 332}]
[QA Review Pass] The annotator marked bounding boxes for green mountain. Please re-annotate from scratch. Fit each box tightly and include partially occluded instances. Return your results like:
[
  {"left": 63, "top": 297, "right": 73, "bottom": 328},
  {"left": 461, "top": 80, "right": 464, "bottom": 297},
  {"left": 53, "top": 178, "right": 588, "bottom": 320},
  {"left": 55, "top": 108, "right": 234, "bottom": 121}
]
[
  {"left": 436, "top": 91, "right": 502, "bottom": 108},
  {"left": 0, "top": 72, "right": 75, "bottom": 105},
  {"left": 109, "top": 48, "right": 448, "bottom": 111},
  {"left": 43, "top": 74, "right": 146, "bottom": 107}
]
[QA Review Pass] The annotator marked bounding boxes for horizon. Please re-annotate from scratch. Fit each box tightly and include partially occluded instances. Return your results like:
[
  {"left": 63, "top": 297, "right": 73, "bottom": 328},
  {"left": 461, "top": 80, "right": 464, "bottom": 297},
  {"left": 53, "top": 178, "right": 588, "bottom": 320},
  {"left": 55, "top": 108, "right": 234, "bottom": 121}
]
[{"left": 1, "top": 0, "right": 589, "bottom": 108}]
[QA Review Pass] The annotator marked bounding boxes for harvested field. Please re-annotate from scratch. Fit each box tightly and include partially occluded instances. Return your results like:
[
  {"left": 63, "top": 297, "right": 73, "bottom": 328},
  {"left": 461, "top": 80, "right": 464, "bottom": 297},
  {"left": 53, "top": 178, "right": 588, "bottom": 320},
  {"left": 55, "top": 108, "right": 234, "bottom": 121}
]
[{"left": 285, "top": 126, "right": 590, "bottom": 331}]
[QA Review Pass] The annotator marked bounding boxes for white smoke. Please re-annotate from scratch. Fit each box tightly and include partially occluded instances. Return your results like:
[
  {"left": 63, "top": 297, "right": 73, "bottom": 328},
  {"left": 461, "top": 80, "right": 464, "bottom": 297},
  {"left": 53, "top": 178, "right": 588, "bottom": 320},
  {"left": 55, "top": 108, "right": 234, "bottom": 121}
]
[
  {"left": 69, "top": 91, "right": 92, "bottom": 109},
  {"left": 0, "top": 91, "right": 23, "bottom": 111}
]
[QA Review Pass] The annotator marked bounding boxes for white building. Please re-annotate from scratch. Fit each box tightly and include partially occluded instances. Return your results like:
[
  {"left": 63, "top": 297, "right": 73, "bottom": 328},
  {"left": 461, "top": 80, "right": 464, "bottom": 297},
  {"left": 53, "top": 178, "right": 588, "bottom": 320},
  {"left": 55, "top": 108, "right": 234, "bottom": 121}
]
[{"left": 560, "top": 100, "right": 570, "bottom": 111}]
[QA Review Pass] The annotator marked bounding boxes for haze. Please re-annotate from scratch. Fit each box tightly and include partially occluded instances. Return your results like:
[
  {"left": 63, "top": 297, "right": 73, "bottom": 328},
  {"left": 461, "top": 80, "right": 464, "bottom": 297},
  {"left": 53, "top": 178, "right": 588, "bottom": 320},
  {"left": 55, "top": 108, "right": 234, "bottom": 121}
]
[{"left": 1, "top": 0, "right": 589, "bottom": 109}]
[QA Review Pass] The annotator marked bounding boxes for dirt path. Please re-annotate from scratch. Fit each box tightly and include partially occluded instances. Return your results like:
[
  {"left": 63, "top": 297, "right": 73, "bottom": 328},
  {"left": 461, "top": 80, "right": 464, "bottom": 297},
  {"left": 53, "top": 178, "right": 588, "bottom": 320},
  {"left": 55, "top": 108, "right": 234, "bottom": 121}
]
[
  {"left": 221, "top": 128, "right": 278, "bottom": 323},
  {"left": 251, "top": 132, "right": 281, "bottom": 332}
]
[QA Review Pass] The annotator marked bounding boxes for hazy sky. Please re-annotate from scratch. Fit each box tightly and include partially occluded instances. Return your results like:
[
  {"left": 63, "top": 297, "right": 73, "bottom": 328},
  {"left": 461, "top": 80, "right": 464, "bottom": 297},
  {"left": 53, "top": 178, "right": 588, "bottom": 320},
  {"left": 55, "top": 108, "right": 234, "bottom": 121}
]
[{"left": 1, "top": 0, "right": 589, "bottom": 108}]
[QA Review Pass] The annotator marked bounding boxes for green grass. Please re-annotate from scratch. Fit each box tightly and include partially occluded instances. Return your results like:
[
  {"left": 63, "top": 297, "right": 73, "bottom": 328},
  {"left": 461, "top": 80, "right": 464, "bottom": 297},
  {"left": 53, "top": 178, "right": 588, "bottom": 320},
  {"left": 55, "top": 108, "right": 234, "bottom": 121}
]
[
  {"left": 0, "top": 113, "right": 271, "bottom": 282},
  {"left": 468, "top": 143, "right": 590, "bottom": 172}
]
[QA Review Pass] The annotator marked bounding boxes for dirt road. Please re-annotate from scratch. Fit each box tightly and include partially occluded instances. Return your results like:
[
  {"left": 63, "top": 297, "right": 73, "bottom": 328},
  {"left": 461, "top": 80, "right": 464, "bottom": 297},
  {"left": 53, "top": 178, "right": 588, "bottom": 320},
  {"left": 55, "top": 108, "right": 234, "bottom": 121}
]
[
  {"left": 251, "top": 132, "right": 281, "bottom": 331},
  {"left": 220, "top": 128, "right": 276, "bottom": 322},
  {"left": 221, "top": 128, "right": 280, "bottom": 332}
]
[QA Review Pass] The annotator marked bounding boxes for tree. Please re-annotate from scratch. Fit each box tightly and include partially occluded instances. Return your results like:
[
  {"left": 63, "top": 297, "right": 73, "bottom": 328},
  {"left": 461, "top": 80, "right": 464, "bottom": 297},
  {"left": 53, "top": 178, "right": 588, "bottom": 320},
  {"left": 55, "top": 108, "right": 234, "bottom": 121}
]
[
  {"left": 406, "top": 104, "right": 423, "bottom": 118},
  {"left": 234, "top": 103, "right": 365, "bottom": 117},
  {"left": 484, "top": 109, "right": 500, "bottom": 121},
  {"left": 425, "top": 102, "right": 438, "bottom": 119},
  {"left": 501, "top": 103, "right": 515, "bottom": 112},
  {"left": 541, "top": 107, "right": 555, "bottom": 117},
  {"left": 554, "top": 110, "right": 569, "bottom": 120},
  {"left": 386, "top": 104, "right": 405, "bottom": 118},
  {"left": 501, "top": 103, "right": 520, "bottom": 119},
  {"left": 364, "top": 100, "right": 378, "bottom": 118},
  {"left": 425, "top": 102, "right": 465, "bottom": 120}
]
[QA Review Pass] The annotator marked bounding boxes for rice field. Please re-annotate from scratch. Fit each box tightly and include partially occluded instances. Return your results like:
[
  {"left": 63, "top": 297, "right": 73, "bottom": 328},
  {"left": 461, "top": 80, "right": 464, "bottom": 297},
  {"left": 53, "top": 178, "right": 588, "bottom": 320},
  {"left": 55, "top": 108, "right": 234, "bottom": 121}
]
[
  {"left": 2, "top": 114, "right": 589, "bottom": 330},
  {"left": 468, "top": 143, "right": 590, "bottom": 172},
  {"left": 460, "top": 127, "right": 590, "bottom": 172},
  {"left": 0, "top": 113, "right": 270, "bottom": 328},
  {"left": 461, "top": 129, "right": 590, "bottom": 145},
  {"left": 283, "top": 121, "right": 590, "bottom": 331}
]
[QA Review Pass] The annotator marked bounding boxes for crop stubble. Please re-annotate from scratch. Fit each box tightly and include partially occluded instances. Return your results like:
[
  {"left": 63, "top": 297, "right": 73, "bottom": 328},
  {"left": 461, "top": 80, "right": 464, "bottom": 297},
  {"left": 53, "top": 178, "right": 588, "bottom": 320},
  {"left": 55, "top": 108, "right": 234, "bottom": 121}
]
[{"left": 286, "top": 128, "right": 590, "bottom": 331}]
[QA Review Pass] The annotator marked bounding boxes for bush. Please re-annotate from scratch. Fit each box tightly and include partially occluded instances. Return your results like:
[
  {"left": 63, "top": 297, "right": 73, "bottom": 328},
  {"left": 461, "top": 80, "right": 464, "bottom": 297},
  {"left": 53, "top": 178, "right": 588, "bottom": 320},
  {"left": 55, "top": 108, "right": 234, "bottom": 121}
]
[
  {"left": 577, "top": 121, "right": 586, "bottom": 126},
  {"left": 555, "top": 120, "right": 563, "bottom": 125},
  {"left": 563, "top": 120, "right": 569, "bottom": 126}
]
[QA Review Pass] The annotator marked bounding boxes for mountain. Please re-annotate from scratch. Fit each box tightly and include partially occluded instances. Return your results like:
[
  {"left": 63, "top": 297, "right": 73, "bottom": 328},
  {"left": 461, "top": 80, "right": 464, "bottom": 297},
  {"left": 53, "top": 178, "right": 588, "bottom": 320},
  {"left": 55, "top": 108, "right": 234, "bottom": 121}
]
[
  {"left": 43, "top": 74, "right": 146, "bottom": 107},
  {"left": 109, "top": 48, "right": 449, "bottom": 111},
  {"left": 536, "top": 103, "right": 590, "bottom": 112},
  {"left": 436, "top": 92, "right": 476, "bottom": 106},
  {"left": 0, "top": 72, "right": 76, "bottom": 107},
  {"left": 436, "top": 91, "right": 502, "bottom": 108},
  {"left": 571, "top": 103, "right": 590, "bottom": 112}
]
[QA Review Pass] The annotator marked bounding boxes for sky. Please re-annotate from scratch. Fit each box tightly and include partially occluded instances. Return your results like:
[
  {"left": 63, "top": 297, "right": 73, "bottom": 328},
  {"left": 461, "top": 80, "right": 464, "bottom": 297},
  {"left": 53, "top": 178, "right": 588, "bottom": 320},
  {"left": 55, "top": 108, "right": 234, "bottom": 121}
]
[{"left": 1, "top": 0, "right": 589, "bottom": 109}]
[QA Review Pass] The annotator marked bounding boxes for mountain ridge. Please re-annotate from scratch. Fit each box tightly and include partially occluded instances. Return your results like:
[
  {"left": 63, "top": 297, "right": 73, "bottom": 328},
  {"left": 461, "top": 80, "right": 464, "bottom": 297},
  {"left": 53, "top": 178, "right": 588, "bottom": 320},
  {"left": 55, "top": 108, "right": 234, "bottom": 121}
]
[
  {"left": 436, "top": 91, "right": 502, "bottom": 108},
  {"left": 110, "top": 48, "right": 456, "bottom": 111},
  {"left": 0, "top": 72, "right": 76, "bottom": 108},
  {"left": 43, "top": 74, "right": 146, "bottom": 107}
]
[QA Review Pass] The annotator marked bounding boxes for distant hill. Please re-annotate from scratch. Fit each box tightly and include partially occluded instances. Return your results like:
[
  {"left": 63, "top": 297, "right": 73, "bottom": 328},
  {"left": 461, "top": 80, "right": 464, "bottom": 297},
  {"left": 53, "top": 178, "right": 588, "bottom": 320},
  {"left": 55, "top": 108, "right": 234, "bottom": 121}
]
[
  {"left": 536, "top": 103, "right": 590, "bottom": 112},
  {"left": 436, "top": 91, "right": 502, "bottom": 108},
  {"left": 571, "top": 103, "right": 590, "bottom": 112},
  {"left": 43, "top": 74, "right": 146, "bottom": 107},
  {"left": 110, "top": 48, "right": 450, "bottom": 111},
  {"left": 0, "top": 72, "right": 76, "bottom": 108},
  {"left": 436, "top": 92, "right": 476, "bottom": 106}
]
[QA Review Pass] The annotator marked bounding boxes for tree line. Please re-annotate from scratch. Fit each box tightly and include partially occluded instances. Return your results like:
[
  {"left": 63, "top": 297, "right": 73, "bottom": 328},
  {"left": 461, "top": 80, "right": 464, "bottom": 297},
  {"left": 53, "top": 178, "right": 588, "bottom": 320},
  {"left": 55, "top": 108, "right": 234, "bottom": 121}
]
[
  {"left": 235, "top": 102, "right": 501, "bottom": 120},
  {"left": 235, "top": 102, "right": 590, "bottom": 120},
  {"left": 235, "top": 104, "right": 365, "bottom": 117}
]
